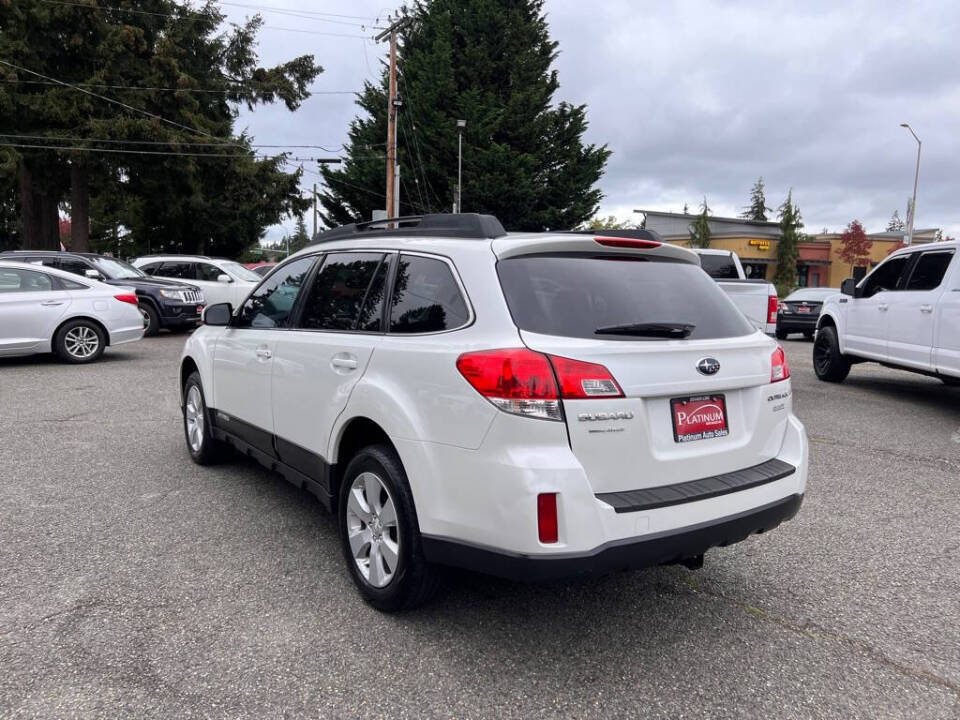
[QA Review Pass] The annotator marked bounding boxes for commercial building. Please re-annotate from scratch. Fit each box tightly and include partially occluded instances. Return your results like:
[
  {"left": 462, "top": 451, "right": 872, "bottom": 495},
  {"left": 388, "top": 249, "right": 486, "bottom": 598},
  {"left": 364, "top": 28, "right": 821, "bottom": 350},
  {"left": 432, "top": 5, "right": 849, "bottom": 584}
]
[{"left": 635, "top": 210, "right": 939, "bottom": 288}]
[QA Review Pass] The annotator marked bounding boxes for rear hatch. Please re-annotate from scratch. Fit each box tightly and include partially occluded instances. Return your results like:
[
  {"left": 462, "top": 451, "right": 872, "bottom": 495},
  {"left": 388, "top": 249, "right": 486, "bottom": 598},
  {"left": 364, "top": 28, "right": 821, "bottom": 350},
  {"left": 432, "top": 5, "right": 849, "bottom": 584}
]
[{"left": 494, "top": 236, "right": 787, "bottom": 494}]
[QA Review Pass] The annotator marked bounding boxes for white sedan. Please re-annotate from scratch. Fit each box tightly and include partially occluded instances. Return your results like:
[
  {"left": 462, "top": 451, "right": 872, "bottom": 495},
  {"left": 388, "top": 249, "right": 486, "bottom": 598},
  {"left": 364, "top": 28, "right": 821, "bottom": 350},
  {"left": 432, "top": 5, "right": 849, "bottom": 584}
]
[{"left": 0, "top": 260, "right": 144, "bottom": 363}]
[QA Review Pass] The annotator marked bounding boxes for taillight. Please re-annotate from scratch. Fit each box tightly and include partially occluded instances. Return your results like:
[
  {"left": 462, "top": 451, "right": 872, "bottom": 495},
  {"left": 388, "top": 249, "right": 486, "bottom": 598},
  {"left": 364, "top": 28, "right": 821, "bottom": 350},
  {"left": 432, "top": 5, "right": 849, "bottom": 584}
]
[
  {"left": 456, "top": 348, "right": 562, "bottom": 421},
  {"left": 537, "top": 493, "right": 558, "bottom": 543},
  {"left": 595, "top": 236, "right": 661, "bottom": 249},
  {"left": 767, "top": 294, "right": 779, "bottom": 324},
  {"left": 114, "top": 293, "right": 138, "bottom": 306},
  {"left": 547, "top": 355, "right": 624, "bottom": 398},
  {"left": 771, "top": 345, "right": 790, "bottom": 383}
]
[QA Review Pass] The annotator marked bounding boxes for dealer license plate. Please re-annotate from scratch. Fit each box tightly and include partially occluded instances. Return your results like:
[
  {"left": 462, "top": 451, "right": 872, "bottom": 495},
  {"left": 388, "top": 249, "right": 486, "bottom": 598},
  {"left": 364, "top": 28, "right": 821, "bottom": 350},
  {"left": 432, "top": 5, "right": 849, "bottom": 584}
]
[{"left": 671, "top": 394, "right": 729, "bottom": 443}]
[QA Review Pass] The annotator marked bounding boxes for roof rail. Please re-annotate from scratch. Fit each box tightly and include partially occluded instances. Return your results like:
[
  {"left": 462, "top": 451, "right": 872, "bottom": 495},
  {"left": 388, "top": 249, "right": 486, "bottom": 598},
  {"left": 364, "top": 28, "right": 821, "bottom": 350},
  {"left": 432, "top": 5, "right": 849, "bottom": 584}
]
[
  {"left": 562, "top": 228, "right": 666, "bottom": 244},
  {"left": 309, "top": 213, "right": 507, "bottom": 245}
]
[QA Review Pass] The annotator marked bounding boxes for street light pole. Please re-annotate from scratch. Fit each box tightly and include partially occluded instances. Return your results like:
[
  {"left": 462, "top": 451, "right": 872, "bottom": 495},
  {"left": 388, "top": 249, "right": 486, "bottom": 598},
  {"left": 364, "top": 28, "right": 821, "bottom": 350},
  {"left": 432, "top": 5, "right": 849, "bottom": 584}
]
[
  {"left": 456, "top": 119, "right": 466, "bottom": 213},
  {"left": 900, "top": 122, "right": 921, "bottom": 245}
]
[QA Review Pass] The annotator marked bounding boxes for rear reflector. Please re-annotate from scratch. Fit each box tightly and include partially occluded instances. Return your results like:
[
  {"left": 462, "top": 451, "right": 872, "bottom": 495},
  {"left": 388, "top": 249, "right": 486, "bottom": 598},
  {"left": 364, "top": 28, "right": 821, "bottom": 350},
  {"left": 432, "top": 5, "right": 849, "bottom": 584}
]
[
  {"left": 771, "top": 345, "right": 790, "bottom": 383},
  {"left": 113, "top": 293, "right": 139, "bottom": 306},
  {"left": 595, "top": 236, "right": 662, "bottom": 250},
  {"left": 548, "top": 355, "right": 624, "bottom": 398},
  {"left": 537, "top": 493, "right": 558, "bottom": 543},
  {"left": 767, "top": 294, "right": 779, "bottom": 325}
]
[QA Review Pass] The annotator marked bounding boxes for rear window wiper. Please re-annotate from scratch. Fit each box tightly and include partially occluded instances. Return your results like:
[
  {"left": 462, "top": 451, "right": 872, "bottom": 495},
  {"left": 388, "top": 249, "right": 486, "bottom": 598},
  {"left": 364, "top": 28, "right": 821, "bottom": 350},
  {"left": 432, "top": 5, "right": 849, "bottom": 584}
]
[{"left": 594, "top": 322, "right": 695, "bottom": 338}]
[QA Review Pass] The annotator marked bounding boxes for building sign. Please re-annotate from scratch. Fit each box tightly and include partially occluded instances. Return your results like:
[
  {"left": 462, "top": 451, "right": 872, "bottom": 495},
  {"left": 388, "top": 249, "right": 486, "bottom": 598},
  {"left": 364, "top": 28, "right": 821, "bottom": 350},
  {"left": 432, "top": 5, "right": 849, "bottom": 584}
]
[{"left": 748, "top": 239, "right": 772, "bottom": 251}]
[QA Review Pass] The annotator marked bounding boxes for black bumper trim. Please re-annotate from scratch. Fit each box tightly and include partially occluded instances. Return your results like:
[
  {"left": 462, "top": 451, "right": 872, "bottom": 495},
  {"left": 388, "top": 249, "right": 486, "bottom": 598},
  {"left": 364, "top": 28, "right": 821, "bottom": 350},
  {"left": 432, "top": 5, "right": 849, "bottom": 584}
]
[
  {"left": 595, "top": 458, "right": 796, "bottom": 513},
  {"left": 421, "top": 494, "right": 803, "bottom": 582}
]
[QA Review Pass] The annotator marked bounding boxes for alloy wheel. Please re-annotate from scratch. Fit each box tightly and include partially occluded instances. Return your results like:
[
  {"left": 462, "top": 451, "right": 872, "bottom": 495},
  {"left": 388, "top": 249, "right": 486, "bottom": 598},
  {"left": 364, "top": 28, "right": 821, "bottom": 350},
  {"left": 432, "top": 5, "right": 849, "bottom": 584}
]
[
  {"left": 184, "top": 385, "right": 205, "bottom": 452},
  {"left": 64, "top": 326, "right": 100, "bottom": 360},
  {"left": 345, "top": 471, "right": 400, "bottom": 588}
]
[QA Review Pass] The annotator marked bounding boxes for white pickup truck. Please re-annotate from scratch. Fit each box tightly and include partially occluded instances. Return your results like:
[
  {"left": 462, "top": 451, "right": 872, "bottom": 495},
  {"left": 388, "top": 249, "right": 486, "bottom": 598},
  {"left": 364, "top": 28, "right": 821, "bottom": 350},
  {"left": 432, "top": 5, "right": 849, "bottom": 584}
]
[
  {"left": 693, "top": 249, "right": 778, "bottom": 335},
  {"left": 813, "top": 240, "right": 960, "bottom": 385}
]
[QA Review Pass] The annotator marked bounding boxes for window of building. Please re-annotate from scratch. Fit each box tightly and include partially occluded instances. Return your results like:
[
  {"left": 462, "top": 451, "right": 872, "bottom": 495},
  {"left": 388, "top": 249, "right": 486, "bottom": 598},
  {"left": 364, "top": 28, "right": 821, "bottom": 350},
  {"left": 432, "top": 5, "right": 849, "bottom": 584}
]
[{"left": 796, "top": 265, "right": 809, "bottom": 287}]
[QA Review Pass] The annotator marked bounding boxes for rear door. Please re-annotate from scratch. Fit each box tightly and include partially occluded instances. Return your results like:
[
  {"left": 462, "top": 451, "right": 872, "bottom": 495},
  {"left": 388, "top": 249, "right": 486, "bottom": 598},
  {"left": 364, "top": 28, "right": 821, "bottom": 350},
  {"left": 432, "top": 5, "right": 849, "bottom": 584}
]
[
  {"left": 272, "top": 251, "right": 389, "bottom": 468},
  {"left": 933, "top": 251, "right": 960, "bottom": 378},
  {"left": 886, "top": 250, "right": 954, "bottom": 370},
  {"left": 844, "top": 254, "right": 911, "bottom": 359},
  {"left": 496, "top": 251, "right": 785, "bottom": 493},
  {"left": 0, "top": 267, "right": 71, "bottom": 354}
]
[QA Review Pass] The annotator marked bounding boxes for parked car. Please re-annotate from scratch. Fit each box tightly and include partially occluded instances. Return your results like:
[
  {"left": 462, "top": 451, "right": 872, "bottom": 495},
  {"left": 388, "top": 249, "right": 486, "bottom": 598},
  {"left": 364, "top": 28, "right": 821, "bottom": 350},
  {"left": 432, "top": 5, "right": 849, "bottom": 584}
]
[
  {"left": 0, "top": 260, "right": 143, "bottom": 362},
  {"left": 178, "top": 214, "right": 808, "bottom": 611},
  {"left": 692, "top": 249, "right": 779, "bottom": 335},
  {"left": 132, "top": 255, "right": 260, "bottom": 309},
  {"left": 0, "top": 250, "right": 204, "bottom": 336},
  {"left": 776, "top": 288, "right": 837, "bottom": 340},
  {"left": 814, "top": 240, "right": 960, "bottom": 385},
  {"left": 250, "top": 263, "right": 277, "bottom": 277}
]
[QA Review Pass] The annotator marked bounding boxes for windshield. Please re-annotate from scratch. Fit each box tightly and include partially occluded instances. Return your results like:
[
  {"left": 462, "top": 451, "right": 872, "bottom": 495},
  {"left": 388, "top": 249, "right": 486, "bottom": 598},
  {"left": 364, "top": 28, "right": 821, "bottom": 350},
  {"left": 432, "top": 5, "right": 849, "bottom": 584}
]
[
  {"left": 785, "top": 288, "right": 834, "bottom": 302},
  {"left": 220, "top": 261, "right": 262, "bottom": 282},
  {"left": 92, "top": 257, "right": 146, "bottom": 280},
  {"left": 697, "top": 253, "right": 740, "bottom": 279},
  {"left": 497, "top": 254, "right": 755, "bottom": 341}
]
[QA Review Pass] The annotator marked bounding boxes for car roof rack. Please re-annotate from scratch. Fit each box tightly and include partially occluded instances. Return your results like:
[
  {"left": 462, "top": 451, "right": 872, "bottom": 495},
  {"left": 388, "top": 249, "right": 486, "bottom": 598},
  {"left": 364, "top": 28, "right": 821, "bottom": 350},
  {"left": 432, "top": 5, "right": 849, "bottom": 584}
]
[
  {"left": 562, "top": 228, "right": 666, "bottom": 243},
  {"left": 309, "top": 213, "right": 507, "bottom": 245}
]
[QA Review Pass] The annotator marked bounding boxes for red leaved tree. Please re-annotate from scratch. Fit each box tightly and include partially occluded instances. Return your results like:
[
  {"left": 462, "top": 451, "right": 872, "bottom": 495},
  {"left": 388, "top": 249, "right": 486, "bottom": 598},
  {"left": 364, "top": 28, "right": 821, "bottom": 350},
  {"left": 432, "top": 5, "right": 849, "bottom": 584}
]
[{"left": 837, "top": 220, "right": 872, "bottom": 273}]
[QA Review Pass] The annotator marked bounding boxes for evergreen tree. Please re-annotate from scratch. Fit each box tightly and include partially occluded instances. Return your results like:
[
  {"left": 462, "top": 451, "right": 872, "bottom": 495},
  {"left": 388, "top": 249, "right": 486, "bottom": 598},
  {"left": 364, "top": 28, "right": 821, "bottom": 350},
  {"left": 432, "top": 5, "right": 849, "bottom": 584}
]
[
  {"left": 0, "top": 0, "right": 321, "bottom": 255},
  {"left": 584, "top": 215, "right": 633, "bottom": 230},
  {"left": 288, "top": 215, "right": 311, "bottom": 254},
  {"left": 682, "top": 203, "right": 689, "bottom": 215},
  {"left": 740, "top": 176, "right": 770, "bottom": 221},
  {"left": 688, "top": 196, "right": 712, "bottom": 248},
  {"left": 774, "top": 190, "right": 802, "bottom": 296},
  {"left": 321, "top": 0, "right": 610, "bottom": 231},
  {"left": 886, "top": 210, "right": 905, "bottom": 231}
]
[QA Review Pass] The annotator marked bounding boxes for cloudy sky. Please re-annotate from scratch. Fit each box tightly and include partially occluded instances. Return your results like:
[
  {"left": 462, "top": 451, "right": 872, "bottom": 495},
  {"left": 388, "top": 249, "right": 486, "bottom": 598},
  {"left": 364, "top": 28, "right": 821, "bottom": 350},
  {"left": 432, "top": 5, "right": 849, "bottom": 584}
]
[{"left": 218, "top": 0, "right": 960, "bottom": 242}]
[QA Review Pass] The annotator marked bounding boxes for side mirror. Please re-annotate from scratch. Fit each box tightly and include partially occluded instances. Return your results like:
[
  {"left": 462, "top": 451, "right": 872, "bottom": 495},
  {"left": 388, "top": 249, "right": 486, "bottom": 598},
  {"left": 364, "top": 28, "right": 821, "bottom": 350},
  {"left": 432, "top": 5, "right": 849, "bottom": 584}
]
[
  {"left": 84, "top": 269, "right": 103, "bottom": 280},
  {"left": 216, "top": 273, "right": 233, "bottom": 284},
  {"left": 202, "top": 302, "right": 232, "bottom": 326},
  {"left": 840, "top": 278, "right": 859, "bottom": 297}
]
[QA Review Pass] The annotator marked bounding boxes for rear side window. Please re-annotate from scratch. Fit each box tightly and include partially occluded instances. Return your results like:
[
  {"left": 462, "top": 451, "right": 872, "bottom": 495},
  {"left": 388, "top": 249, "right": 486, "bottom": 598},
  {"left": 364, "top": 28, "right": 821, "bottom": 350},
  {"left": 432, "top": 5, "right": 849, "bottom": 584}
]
[
  {"left": 155, "top": 261, "right": 195, "bottom": 280},
  {"left": 698, "top": 253, "right": 739, "bottom": 279},
  {"left": 197, "top": 263, "right": 224, "bottom": 282},
  {"left": 298, "top": 252, "right": 385, "bottom": 331},
  {"left": 497, "top": 254, "right": 755, "bottom": 341},
  {"left": 56, "top": 257, "right": 92, "bottom": 276},
  {"left": 0, "top": 267, "right": 53, "bottom": 292},
  {"left": 905, "top": 251, "right": 954, "bottom": 291},
  {"left": 139, "top": 262, "right": 161, "bottom": 275},
  {"left": 234, "top": 256, "right": 314, "bottom": 329},
  {"left": 389, "top": 254, "right": 469, "bottom": 334}
]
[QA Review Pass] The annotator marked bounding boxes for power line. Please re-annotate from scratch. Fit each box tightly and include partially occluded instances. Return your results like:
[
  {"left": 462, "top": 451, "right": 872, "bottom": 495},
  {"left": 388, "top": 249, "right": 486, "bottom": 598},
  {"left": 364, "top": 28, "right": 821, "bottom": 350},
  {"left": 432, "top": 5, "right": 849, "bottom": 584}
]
[
  {"left": 0, "top": 141, "right": 323, "bottom": 161},
  {"left": 0, "top": 133, "right": 348, "bottom": 152},
  {"left": 0, "top": 78, "right": 357, "bottom": 95},
  {"left": 36, "top": 0, "right": 375, "bottom": 37},
  {"left": 0, "top": 58, "right": 241, "bottom": 146},
  {"left": 212, "top": 2, "right": 381, "bottom": 22}
]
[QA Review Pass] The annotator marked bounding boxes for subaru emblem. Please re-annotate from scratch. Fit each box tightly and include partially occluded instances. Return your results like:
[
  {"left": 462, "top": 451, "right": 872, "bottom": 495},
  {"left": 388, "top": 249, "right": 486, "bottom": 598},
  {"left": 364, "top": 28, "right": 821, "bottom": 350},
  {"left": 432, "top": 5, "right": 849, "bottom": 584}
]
[{"left": 697, "top": 357, "right": 720, "bottom": 375}]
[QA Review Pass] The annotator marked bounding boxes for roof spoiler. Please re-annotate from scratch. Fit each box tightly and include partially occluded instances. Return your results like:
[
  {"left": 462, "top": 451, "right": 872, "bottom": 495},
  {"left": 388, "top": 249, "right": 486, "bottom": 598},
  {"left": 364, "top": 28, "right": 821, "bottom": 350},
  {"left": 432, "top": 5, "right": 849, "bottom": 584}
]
[
  {"left": 310, "top": 213, "right": 507, "bottom": 244},
  {"left": 562, "top": 228, "right": 666, "bottom": 244}
]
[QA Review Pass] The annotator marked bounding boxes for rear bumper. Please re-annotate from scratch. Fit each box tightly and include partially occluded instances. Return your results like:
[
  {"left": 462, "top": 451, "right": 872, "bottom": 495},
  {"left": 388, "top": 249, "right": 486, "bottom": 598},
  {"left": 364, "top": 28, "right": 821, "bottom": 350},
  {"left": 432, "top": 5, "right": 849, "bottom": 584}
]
[
  {"left": 422, "top": 493, "right": 803, "bottom": 582},
  {"left": 777, "top": 316, "right": 817, "bottom": 333},
  {"left": 109, "top": 325, "right": 145, "bottom": 346},
  {"left": 159, "top": 303, "right": 203, "bottom": 327}
]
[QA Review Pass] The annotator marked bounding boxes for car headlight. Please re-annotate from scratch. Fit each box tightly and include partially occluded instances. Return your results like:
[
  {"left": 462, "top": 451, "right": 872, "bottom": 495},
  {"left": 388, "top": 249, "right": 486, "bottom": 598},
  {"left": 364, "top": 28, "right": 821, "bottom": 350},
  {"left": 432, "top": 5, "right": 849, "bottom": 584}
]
[{"left": 159, "top": 289, "right": 189, "bottom": 302}]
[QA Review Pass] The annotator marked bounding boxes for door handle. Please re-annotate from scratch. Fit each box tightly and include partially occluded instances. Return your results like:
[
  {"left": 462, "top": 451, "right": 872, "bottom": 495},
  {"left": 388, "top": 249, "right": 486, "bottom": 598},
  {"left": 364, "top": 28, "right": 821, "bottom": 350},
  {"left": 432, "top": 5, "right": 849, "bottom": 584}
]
[
  {"left": 331, "top": 356, "right": 358, "bottom": 370},
  {"left": 878, "top": 304, "right": 888, "bottom": 311},
  {"left": 920, "top": 305, "right": 933, "bottom": 313},
  {"left": 40, "top": 300, "right": 64, "bottom": 306},
  {"left": 255, "top": 346, "right": 272, "bottom": 360}
]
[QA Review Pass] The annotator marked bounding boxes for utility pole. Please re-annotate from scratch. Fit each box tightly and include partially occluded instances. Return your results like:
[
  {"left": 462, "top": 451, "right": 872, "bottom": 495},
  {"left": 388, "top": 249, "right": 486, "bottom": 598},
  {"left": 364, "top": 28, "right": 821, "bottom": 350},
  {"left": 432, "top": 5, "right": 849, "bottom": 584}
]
[
  {"left": 376, "top": 13, "right": 409, "bottom": 220},
  {"left": 455, "top": 119, "right": 466, "bottom": 213},
  {"left": 311, "top": 158, "right": 342, "bottom": 239},
  {"left": 899, "top": 123, "right": 921, "bottom": 245}
]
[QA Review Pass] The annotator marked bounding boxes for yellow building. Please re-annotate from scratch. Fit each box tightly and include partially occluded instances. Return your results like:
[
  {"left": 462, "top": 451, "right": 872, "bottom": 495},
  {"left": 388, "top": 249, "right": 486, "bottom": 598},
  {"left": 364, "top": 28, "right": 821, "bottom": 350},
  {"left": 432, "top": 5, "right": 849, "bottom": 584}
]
[{"left": 635, "top": 210, "right": 938, "bottom": 288}]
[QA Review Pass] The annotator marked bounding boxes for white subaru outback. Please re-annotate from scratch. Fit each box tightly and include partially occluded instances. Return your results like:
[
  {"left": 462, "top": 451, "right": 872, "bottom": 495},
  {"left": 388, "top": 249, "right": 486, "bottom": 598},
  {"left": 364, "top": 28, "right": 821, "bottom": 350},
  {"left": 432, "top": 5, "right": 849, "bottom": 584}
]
[{"left": 179, "top": 214, "right": 807, "bottom": 611}]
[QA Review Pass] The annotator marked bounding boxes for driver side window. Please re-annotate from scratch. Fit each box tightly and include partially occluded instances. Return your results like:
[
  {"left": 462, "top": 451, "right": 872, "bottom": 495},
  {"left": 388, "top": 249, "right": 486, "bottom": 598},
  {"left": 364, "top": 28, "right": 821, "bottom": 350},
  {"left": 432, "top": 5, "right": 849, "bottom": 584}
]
[
  {"left": 234, "top": 256, "right": 314, "bottom": 329},
  {"left": 861, "top": 255, "right": 910, "bottom": 298}
]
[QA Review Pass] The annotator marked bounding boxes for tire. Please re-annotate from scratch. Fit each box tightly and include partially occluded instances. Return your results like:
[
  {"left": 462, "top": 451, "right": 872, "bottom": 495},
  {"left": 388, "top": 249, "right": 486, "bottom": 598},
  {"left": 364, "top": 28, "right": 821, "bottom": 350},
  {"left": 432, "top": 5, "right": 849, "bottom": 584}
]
[
  {"left": 813, "top": 325, "right": 851, "bottom": 383},
  {"left": 54, "top": 319, "right": 106, "bottom": 364},
  {"left": 775, "top": 328, "right": 788, "bottom": 340},
  {"left": 338, "top": 444, "right": 437, "bottom": 611},
  {"left": 182, "top": 371, "right": 228, "bottom": 465},
  {"left": 140, "top": 302, "right": 160, "bottom": 337}
]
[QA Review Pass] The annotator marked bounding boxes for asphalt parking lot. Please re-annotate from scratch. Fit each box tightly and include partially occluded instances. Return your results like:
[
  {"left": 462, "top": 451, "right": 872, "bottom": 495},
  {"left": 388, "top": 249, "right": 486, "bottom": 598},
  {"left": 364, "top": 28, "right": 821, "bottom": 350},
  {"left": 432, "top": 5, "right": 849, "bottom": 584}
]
[{"left": 1, "top": 335, "right": 958, "bottom": 719}]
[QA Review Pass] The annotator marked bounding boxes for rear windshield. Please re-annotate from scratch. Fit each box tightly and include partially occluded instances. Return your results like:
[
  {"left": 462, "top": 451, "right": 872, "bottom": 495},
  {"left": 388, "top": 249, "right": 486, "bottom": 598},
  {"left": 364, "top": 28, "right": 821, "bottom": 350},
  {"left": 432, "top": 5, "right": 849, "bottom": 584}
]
[
  {"left": 497, "top": 254, "right": 755, "bottom": 341},
  {"left": 697, "top": 253, "right": 739, "bottom": 279}
]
